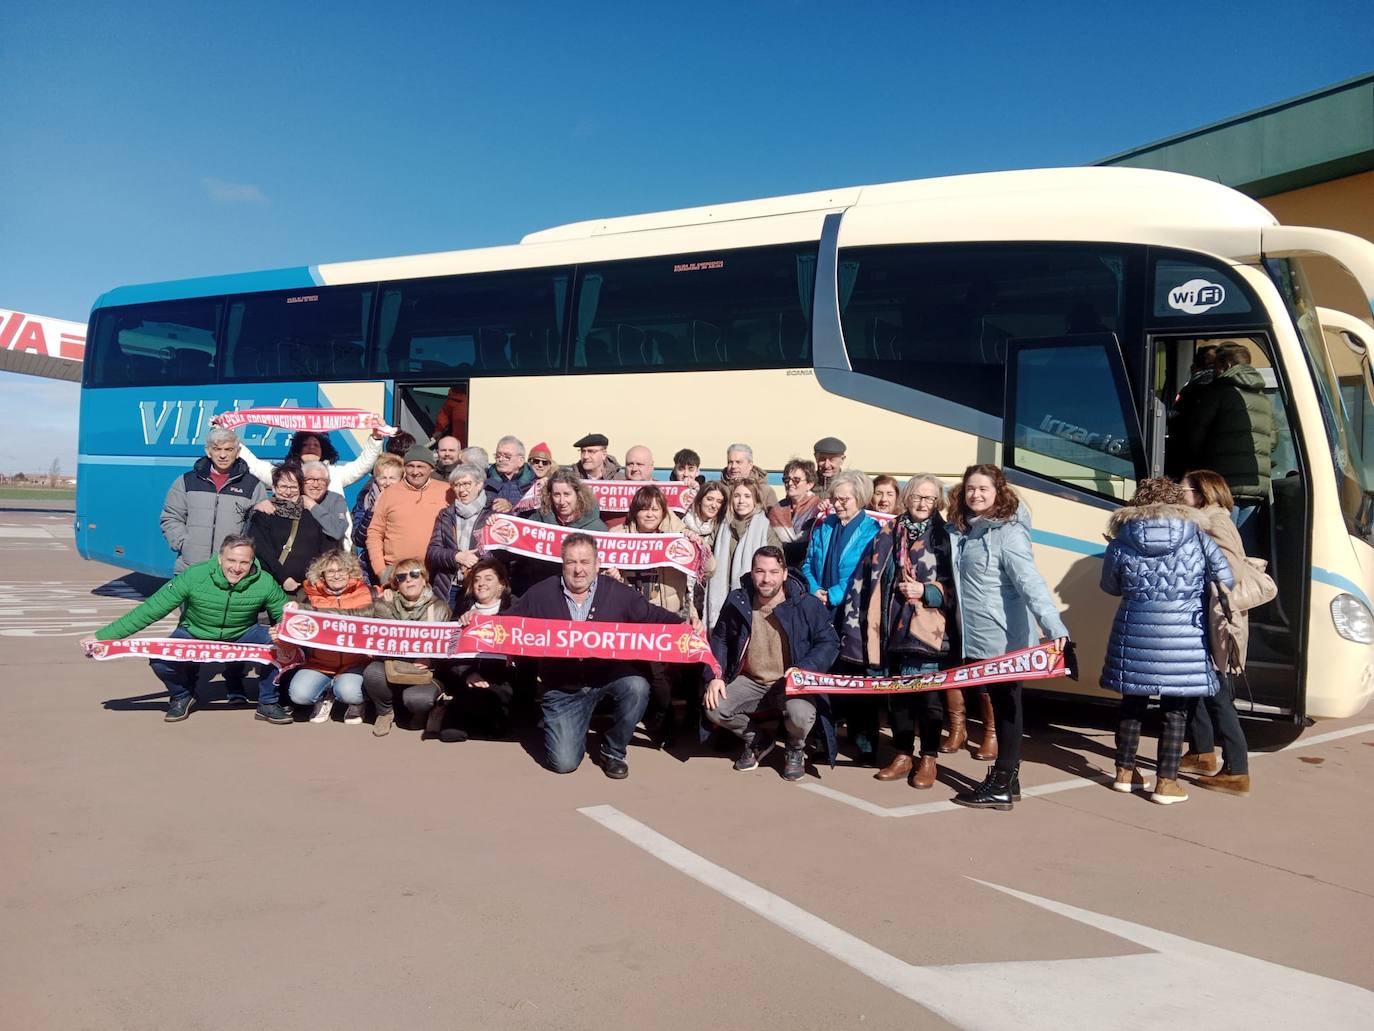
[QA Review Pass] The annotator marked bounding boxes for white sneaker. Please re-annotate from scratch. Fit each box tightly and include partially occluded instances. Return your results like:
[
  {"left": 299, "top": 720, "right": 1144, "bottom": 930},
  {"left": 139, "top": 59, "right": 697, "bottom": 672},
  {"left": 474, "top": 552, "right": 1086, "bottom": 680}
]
[
  {"left": 309, "top": 695, "right": 334, "bottom": 723},
  {"left": 343, "top": 703, "right": 364, "bottom": 725}
]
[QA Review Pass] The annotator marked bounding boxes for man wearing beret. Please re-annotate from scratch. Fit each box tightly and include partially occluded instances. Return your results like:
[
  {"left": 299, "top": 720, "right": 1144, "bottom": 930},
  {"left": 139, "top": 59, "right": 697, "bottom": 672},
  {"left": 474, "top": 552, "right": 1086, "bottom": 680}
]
[
  {"left": 573, "top": 433, "right": 622, "bottom": 481},
  {"left": 813, "top": 436, "right": 847, "bottom": 498},
  {"left": 366, "top": 444, "right": 453, "bottom": 579}
]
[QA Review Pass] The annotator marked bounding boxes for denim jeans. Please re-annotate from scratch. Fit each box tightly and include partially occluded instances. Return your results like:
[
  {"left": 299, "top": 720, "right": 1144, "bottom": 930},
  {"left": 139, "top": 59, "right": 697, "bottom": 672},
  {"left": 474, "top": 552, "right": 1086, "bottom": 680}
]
[
  {"left": 148, "top": 624, "right": 279, "bottom": 706},
  {"left": 540, "top": 675, "right": 650, "bottom": 773},
  {"left": 287, "top": 666, "right": 367, "bottom": 706}
]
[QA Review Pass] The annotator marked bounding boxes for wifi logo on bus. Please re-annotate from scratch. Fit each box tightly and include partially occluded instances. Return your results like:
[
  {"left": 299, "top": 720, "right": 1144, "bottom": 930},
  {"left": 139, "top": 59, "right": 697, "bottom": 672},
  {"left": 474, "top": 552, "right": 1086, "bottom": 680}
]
[{"left": 1168, "top": 279, "right": 1226, "bottom": 315}]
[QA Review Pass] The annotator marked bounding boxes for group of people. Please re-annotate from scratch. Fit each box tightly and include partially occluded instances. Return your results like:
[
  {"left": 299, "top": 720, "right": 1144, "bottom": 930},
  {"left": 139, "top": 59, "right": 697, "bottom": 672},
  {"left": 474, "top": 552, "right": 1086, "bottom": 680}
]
[{"left": 85, "top": 418, "right": 1267, "bottom": 809}]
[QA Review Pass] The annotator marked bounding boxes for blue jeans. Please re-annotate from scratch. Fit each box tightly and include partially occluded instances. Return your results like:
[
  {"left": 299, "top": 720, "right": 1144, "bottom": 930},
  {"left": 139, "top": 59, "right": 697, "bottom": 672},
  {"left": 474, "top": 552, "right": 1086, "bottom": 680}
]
[
  {"left": 148, "top": 624, "right": 279, "bottom": 706},
  {"left": 1231, "top": 502, "right": 1263, "bottom": 555},
  {"left": 287, "top": 666, "right": 367, "bottom": 706},
  {"left": 540, "top": 675, "right": 650, "bottom": 773}
]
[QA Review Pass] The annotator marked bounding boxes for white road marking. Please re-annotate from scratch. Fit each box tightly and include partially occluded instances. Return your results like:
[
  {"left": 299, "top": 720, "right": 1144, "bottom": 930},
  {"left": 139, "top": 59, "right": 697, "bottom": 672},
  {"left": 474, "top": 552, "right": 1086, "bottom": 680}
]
[
  {"left": 0, "top": 526, "right": 53, "bottom": 538},
  {"left": 580, "top": 804, "right": 1374, "bottom": 1030},
  {"left": 800, "top": 722, "right": 1374, "bottom": 818}
]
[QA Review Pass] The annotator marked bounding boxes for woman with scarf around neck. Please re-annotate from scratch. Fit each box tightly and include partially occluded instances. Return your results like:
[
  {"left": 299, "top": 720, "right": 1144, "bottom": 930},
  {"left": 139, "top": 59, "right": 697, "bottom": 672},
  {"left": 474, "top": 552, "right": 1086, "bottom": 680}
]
[
  {"left": 247, "top": 463, "right": 338, "bottom": 593},
  {"left": 703, "top": 480, "right": 781, "bottom": 631},
  {"left": 768, "top": 459, "right": 823, "bottom": 568},
  {"left": 433, "top": 558, "right": 518, "bottom": 743},
  {"left": 683, "top": 481, "right": 726, "bottom": 627},
  {"left": 288, "top": 549, "right": 388, "bottom": 725},
  {"left": 362, "top": 558, "right": 453, "bottom": 737},
  {"left": 947, "top": 464, "right": 1070, "bottom": 811},
  {"left": 426, "top": 463, "right": 492, "bottom": 608},
  {"left": 605, "top": 484, "right": 703, "bottom": 747},
  {"left": 803, "top": 470, "right": 883, "bottom": 763},
  {"left": 841, "top": 474, "right": 958, "bottom": 788}
]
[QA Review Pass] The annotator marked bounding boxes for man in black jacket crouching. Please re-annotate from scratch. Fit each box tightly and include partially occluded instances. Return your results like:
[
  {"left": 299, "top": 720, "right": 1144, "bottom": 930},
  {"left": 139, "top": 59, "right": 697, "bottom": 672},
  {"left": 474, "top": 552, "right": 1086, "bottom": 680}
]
[{"left": 507, "top": 532, "right": 683, "bottom": 779}]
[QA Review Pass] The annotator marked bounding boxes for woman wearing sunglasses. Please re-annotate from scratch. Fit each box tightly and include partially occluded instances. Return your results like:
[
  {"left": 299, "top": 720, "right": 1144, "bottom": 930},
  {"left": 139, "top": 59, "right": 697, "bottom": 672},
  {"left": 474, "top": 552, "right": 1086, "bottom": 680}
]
[{"left": 361, "top": 558, "right": 453, "bottom": 736}]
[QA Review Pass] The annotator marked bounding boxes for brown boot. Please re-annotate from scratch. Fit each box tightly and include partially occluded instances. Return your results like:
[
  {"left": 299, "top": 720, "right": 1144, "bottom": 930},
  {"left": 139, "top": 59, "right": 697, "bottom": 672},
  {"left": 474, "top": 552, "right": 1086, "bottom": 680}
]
[
  {"left": 1197, "top": 772, "right": 1250, "bottom": 797},
  {"left": 1178, "top": 751, "right": 1220, "bottom": 776},
  {"left": 875, "top": 753, "right": 914, "bottom": 781},
  {"left": 939, "top": 689, "right": 967, "bottom": 753},
  {"left": 972, "top": 692, "right": 998, "bottom": 761},
  {"left": 911, "top": 754, "right": 938, "bottom": 789}
]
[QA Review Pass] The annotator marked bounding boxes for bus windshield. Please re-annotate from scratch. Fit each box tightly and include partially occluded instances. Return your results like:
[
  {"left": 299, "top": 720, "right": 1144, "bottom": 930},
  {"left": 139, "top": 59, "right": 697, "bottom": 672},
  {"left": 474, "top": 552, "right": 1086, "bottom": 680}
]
[{"left": 1268, "top": 258, "right": 1374, "bottom": 540}]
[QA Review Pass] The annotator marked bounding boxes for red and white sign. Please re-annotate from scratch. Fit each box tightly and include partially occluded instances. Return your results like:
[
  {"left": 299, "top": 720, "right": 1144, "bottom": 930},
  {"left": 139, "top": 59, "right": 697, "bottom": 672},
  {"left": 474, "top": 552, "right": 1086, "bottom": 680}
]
[
  {"left": 273, "top": 605, "right": 720, "bottom": 674},
  {"left": 514, "top": 479, "right": 698, "bottom": 514},
  {"left": 0, "top": 309, "right": 85, "bottom": 362},
  {"left": 459, "top": 614, "right": 720, "bottom": 675},
  {"left": 784, "top": 640, "right": 1072, "bottom": 696},
  {"left": 83, "top": 637, "right": 297, "bottom": 666},
  {"left": 213, "top": 406, "right": 397, "bottom": 436},
  {"left": 481, "top": 515, "right": 703, "bottom": 578},
  {"left": 278, "top": 605, "right": 464, "bottom": 658}
]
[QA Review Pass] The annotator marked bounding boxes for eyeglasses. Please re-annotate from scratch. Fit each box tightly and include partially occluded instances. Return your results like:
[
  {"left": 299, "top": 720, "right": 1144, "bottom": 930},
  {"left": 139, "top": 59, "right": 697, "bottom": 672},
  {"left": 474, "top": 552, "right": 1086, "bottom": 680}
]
[
  {"left": 396, "top": 569, "right": 426, "bottom": 582},
  {"left": 494, "top": 451, "right": 520, "bottom": 461},
  {"left": 304, "top": 477, "right": 328, "bottom": 485},
  {"left": 783, "top": 476, "right": 809, "bottom": 485},
  {"left": 529, "top": 457, "right": 552, "bottom": 466},
  {"left": 913, "top": 494, "right": 940, "bottom": 503}
]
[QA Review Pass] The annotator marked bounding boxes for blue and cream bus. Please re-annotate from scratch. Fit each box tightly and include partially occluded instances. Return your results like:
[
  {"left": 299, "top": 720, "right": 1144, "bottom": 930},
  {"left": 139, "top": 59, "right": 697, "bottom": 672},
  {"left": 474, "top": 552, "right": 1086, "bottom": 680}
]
[{"left": 78, "top": 167, "right": 1374, "bottom": 720}]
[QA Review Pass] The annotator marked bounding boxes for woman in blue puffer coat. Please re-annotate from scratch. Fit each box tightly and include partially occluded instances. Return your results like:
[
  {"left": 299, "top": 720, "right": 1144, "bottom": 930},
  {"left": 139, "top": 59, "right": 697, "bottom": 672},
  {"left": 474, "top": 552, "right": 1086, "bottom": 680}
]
[{"left": 1101, "top": 477, "right": 1233, "bottom": 805}]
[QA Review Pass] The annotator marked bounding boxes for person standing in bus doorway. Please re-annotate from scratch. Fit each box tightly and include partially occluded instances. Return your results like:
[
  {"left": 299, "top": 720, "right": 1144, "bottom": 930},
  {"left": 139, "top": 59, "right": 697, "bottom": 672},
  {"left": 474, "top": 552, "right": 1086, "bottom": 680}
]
[
  {"left": 486, "top": 435, "right": 536, "bottom": 513},
  {"left": 503, "top": 533, "right": 685, "bottom": 779},
  {"left": 812, "top": 437, "right": 847, "bottom": 498},
  {"left": 946, "top": 464, "right": 1070, "bottom": 811},
  {"left": 79, "top": 535, "right": 293, "bottom": 726},
  {"left": 433, "top": 436, "right": 462, "bottom": 482},
  {"left": 724, "top": 443, "right": 779, "bottom": 508},
  {"left": 573, "top": 433, "right": 621, "bottom": 481},
  {"left": 1182, "top": 342, "right": 1277, "bottom": 554},
  {"left": 1164, "top": 344, "right": 1219, "bottom": 476},
  {"left": 1101, "top": 477, "right": 1234, "bottom": 805},
  {"left": 365, "top": 446, "right": 452, "bottom": 581}
]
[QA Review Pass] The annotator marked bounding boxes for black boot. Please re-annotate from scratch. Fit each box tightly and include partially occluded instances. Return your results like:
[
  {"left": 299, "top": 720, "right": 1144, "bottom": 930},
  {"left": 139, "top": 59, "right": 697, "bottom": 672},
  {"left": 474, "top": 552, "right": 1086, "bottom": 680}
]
[{"left": 952, "top": 765, "right": 1016, "bottom": 811}]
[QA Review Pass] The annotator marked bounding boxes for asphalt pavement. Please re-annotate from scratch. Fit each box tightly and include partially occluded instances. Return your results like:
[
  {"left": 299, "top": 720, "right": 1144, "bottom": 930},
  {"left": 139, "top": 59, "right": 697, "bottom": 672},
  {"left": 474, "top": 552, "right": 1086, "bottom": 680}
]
[{"left": 3, "top": 508, "right": 1372, "bottom": 1030}]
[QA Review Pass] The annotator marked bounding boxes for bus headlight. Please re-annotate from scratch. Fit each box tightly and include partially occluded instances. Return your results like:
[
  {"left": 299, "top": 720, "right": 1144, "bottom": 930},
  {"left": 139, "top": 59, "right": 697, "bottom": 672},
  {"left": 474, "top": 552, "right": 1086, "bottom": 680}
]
[{"left": 1331, "top": 594, "right": 1374, "bottom": 644}]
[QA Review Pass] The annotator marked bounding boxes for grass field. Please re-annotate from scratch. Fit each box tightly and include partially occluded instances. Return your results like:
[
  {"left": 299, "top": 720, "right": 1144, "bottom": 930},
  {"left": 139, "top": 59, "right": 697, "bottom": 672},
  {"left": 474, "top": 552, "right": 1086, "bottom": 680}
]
[{"left": 0, "top": 487, "right": 77, "bottom": 500}]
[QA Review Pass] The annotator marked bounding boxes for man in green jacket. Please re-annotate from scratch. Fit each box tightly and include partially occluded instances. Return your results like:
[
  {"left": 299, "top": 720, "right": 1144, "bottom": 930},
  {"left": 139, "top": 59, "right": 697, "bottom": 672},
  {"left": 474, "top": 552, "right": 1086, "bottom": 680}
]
[
  {"left": 1185, "top": 341, "right": 1277, "bottom": 551},
  {"left": 81, "top": 534, "right": 291, "bottom": 724}
]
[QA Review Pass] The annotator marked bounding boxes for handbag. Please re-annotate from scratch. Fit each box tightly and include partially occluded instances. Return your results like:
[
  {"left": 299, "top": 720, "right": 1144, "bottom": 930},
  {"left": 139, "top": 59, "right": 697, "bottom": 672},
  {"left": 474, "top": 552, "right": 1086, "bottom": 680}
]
[
  {"left": 1207, "top": 581, "right": 1245, "bottom": 675},
  {"left": 384, "top": 659, "right": 434, "bottom": 685},
  {"left": 1227, "top": 556, "right": 1278, "bottom": 613}
]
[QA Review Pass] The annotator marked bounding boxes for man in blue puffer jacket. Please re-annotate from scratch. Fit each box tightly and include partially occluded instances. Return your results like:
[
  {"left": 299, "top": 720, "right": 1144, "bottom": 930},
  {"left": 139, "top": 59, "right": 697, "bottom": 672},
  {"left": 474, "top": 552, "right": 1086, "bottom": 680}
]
[{"left": 1101, "top": 477, "right": 1233, "bottom": 805}]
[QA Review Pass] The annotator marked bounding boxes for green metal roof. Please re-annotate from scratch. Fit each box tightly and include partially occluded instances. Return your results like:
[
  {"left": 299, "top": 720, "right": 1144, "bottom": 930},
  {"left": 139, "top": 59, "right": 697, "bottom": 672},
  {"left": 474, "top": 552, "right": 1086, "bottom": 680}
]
[{"left": 1098, "top": 72, "right": 1374, "bottom": 197}]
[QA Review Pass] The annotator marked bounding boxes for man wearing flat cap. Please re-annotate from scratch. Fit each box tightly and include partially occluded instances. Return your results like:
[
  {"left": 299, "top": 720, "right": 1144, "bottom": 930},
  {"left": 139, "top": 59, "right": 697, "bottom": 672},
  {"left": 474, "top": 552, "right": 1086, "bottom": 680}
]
[
  {"left": 366, "top": 444, "right": 453, "bottom": 579},
  {"left": 813, "top": 436, "right": 847, "bottom": 498},
  {"left": 573, "top": 433, "right": 622, "bottom": 481}
]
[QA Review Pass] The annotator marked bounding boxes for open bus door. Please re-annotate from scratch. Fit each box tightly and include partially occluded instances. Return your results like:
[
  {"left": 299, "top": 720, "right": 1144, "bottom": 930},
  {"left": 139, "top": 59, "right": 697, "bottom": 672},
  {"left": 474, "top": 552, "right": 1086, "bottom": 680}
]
[{"left": 393, "top": 383, "right": 469, "bottom": 447}]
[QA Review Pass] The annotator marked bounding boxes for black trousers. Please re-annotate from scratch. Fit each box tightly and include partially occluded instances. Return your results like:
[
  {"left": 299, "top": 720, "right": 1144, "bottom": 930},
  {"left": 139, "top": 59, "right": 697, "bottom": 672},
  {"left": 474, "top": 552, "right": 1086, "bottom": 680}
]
[
  {"left": 987, "top": 680, "right": 1023, "bottom": 771},
  {"left": 1188, "top": 674, "right": 1249, "bottom": 774},
  {"left": 884, "top": 657, "right": 946, "bottom": 756}
]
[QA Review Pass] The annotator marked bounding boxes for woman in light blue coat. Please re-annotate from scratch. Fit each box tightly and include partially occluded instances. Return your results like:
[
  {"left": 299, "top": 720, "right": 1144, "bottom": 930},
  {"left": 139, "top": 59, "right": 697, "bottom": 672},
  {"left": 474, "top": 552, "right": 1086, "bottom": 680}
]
[
  {"left": 947, "top": 464, "right": 1070, "bottom": 810},
  {"left": 1101, "top": 477, "right": 1233, "bottom": 805},
  {"left": 802, "top": 470, "right": 882, "bottom": 762}
]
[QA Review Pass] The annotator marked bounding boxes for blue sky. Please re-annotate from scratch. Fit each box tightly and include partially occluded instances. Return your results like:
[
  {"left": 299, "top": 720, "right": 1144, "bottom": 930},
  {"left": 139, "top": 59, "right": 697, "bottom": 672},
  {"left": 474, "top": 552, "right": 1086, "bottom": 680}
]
[{"left": 1, "top": 0, "right": 1369, "bottom": 474}]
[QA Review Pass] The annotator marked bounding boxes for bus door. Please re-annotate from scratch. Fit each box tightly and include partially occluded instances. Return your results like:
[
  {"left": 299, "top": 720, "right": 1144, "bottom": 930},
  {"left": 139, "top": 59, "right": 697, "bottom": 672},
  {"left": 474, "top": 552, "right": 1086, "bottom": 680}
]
[
  {"left": 1146, "top": 331, "right": 1307, "bottom": 716},
  {"left": 394, "top": 382, "right": 468, "bottom": 446}
]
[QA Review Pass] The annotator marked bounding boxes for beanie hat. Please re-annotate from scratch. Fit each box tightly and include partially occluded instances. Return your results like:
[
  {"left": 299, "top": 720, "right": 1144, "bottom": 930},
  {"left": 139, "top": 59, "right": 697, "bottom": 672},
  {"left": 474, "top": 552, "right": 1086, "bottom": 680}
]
[
  {"left": 529, "top": 441, "right": 553, "bottom": 460},
  {"left": 403, "top": 444, "right": 436, "bottom": 467}
]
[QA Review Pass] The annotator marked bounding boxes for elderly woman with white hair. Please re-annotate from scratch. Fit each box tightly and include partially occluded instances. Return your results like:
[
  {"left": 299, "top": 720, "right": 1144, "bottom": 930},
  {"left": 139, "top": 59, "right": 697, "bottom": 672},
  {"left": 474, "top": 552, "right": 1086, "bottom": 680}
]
[
  {"left": 841, "top": 474, "right": 959, "bottom": 788},
  {"left": 803, "top": 469, "right": 882, "bottom": 762},
  {"left": 426, "top": 462, "right": 492, "bottom": 607}
]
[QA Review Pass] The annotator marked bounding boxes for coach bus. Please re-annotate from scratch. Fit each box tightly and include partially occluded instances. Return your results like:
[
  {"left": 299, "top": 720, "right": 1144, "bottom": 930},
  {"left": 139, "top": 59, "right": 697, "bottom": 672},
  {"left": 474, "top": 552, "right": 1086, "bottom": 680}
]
[{"left": 77, "top": 167, "right": 1374, "bottom": 721}]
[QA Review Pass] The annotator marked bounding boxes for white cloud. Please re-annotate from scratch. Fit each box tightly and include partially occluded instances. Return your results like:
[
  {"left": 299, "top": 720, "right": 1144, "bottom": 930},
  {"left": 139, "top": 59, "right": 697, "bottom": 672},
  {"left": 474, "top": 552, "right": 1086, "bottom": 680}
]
[{"left": 201, "top": 177, "right": 268, "bottom": 205}]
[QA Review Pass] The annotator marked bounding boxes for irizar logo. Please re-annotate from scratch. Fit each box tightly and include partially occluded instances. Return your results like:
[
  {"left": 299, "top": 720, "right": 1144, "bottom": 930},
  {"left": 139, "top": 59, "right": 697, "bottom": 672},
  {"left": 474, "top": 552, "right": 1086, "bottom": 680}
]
[{"left": 1168, "top": 279, "right": 1226, "bottom": 315}]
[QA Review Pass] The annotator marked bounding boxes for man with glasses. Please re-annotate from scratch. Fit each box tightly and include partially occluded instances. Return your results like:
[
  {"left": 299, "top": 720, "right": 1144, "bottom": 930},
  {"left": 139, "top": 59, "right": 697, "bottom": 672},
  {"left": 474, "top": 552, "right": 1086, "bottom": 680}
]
[
  {"left": 486, "top": 435, "right": 536, "bottom": 514},
  {"left": 573, "top": 433, "right": 621, "bottom": 481},
  {"left": 160, "top": 427, "right": 267, "bottom": 575},
  {"left": 300, "top": 460, "right": 349, "bottom": 542}
]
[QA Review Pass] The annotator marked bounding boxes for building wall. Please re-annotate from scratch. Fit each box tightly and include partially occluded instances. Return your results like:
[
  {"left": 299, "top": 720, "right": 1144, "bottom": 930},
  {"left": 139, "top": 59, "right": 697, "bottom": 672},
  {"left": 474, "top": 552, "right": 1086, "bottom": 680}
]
[{"left": 1261, "top": 170, "right": 1374, "bottom": 328}]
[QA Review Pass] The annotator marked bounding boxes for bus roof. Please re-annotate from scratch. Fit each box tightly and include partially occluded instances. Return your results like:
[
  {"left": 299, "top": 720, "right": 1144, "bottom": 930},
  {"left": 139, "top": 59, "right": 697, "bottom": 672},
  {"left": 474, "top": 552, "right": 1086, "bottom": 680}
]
[{"left": 92, "top": 167, "right": 1278, "bottom": 311}]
